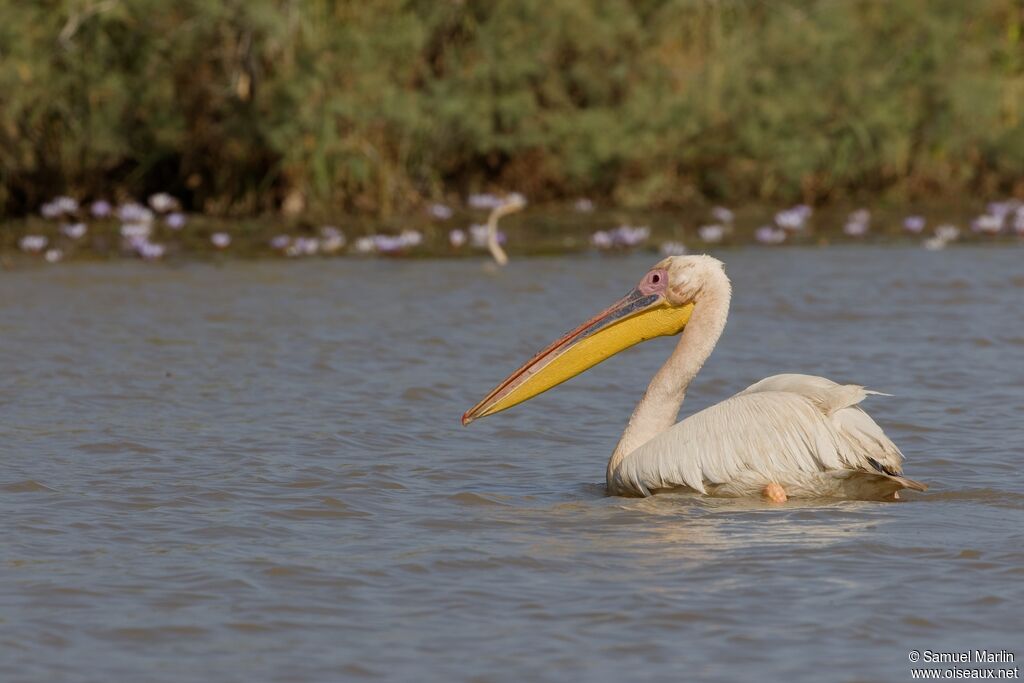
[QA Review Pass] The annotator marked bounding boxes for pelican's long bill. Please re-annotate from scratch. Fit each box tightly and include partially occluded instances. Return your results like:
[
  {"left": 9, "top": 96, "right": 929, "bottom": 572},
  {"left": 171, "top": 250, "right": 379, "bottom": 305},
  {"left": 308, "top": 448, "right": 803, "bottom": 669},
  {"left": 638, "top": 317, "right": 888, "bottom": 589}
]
[{"left": 462, "top": 288, "right": 694, "bottom": 425}]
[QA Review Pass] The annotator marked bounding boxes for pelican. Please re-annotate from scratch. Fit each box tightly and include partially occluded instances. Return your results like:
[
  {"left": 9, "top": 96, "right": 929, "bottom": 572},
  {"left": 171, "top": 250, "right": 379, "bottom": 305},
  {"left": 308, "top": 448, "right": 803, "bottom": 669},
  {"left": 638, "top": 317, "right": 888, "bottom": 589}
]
[
  {"left": 462, "top": 255, "right": 927, "bottom": 501},
  {"left": 484, "top": 195, "right": 525, "bottom": 266}
]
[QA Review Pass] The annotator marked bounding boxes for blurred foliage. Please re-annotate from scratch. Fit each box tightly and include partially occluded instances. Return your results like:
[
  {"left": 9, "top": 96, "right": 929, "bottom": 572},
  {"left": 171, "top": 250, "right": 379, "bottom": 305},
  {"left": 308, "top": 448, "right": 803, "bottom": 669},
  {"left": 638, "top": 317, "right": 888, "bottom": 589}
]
[{"left": 1, "top": 0, "right": 1022, "bottom": 218}]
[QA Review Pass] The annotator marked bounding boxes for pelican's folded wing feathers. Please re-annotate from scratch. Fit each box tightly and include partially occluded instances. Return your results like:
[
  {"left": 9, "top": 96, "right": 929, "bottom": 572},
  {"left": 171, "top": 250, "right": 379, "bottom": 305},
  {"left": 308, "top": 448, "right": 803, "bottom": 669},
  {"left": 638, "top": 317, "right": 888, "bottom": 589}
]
[{"left": 610, "top": 373, "right": 912, "bottom": 497}]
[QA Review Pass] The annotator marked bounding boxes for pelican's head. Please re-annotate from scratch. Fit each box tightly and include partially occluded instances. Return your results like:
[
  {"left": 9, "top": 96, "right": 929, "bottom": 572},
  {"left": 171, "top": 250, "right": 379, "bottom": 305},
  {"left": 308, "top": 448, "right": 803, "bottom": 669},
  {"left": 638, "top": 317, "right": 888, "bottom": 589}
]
[{"left": 462, "top": 255, "right": 725, "bottom": 425}]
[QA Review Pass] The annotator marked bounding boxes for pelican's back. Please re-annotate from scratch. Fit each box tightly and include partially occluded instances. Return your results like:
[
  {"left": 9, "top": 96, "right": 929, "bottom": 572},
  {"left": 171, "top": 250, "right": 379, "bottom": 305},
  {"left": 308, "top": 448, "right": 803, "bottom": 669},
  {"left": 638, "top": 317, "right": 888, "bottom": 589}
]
[{"left": 609, "top": 373, "right": 925, "bottom": 499}]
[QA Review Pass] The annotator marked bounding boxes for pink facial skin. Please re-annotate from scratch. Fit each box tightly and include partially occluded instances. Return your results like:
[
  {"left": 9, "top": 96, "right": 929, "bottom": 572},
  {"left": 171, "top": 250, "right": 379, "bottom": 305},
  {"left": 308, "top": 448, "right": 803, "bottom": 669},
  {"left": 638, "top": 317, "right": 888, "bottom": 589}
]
[{"left": 638, "top": 268, "right": 668, "bottom": 296}]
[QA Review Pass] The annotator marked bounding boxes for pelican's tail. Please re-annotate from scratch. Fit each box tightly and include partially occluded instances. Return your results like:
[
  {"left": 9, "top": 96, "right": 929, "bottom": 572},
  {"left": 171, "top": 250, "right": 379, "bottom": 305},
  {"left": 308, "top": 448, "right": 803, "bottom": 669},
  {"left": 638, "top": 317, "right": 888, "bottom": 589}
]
[
  {"left": 891, "top": 475, "right": 928, "bottom": 492},
  {"left": 832, "top": 471, "right": 928, "bottom": 499}
]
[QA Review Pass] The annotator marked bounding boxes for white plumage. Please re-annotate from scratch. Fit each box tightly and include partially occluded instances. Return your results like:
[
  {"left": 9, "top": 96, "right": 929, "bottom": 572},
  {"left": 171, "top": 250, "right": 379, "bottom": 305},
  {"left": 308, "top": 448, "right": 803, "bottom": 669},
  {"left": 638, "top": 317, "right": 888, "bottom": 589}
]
[{"left": 610, "top": 373, "right": 924, "bottom": 499}]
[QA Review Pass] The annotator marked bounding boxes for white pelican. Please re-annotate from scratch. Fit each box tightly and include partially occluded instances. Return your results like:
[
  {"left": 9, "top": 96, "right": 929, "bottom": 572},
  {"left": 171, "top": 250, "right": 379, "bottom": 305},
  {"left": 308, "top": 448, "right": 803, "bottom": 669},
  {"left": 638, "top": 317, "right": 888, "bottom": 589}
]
[
  {"left": 463, "top": 255, "right": 927, "bottom": 501},
  {"left": 484, "top": 195, "right": 525, "bottom": 266}
]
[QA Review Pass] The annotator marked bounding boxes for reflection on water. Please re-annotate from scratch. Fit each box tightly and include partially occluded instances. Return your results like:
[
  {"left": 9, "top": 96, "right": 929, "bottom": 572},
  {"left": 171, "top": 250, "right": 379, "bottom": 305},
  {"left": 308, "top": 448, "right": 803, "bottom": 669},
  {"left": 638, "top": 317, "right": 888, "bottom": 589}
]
[{"left": 1, "top": 247, "right": 1022, "bottom": 682}]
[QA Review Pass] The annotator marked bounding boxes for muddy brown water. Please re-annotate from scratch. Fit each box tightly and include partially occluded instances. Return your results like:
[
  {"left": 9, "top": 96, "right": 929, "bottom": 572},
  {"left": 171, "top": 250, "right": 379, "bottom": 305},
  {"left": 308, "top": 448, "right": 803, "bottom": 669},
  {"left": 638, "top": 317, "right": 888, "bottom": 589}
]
[{"left": 1, "top": 247, "right": 1022, "bottom": 682}]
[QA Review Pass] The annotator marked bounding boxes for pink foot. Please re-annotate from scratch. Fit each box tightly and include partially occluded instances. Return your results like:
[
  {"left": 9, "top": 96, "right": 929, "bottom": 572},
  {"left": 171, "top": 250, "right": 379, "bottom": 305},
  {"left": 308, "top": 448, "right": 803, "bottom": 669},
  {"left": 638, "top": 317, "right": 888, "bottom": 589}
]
[{"left": 763, "top": 482, "right": 788, "bottom": 503}]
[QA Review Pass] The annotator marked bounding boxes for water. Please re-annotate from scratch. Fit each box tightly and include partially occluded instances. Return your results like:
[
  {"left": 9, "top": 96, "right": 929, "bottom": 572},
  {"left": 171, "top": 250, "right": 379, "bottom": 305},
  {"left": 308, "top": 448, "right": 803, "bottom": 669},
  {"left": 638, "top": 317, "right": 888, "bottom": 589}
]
[{"left": 2, "top": 247, "right": 1022, "bottom": 682}]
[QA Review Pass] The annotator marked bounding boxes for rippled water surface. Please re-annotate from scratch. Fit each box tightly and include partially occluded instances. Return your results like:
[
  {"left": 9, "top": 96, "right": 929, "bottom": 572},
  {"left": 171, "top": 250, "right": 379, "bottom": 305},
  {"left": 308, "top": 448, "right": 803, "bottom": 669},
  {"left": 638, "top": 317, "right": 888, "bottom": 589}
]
[{"left": 3, "top": 248, "right": 1022, "bottom": 682}]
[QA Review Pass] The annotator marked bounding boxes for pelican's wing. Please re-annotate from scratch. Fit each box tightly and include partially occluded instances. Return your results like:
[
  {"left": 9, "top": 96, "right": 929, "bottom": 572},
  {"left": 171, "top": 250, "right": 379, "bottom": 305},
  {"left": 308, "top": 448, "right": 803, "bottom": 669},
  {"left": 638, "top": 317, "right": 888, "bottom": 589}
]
[
  {"left": 738, "top": 373, "right": 905, "bottom": 474},
  {"left": 610, "top": 374, "right": 908, "bottom": 496}
]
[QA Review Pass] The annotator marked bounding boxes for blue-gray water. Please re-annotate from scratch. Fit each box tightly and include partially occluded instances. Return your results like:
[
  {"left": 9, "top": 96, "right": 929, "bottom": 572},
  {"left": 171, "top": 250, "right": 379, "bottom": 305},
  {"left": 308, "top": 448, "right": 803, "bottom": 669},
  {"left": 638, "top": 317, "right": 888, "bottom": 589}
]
[{"left": 2, "top": 247, "right": 1022, "bottom": 682}]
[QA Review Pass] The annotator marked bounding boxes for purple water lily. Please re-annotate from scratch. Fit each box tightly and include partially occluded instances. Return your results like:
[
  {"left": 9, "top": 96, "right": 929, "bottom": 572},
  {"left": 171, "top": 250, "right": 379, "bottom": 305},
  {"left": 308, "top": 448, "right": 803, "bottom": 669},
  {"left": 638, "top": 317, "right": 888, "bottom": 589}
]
[
  {"left": 698, "top": 224, "right": 726, "bottom": 243},
  {"left": 470, "top": 224, "right": 506, "bottom": 247},
  {"left": 428, "top": 203, "right": 453, "bottom": 220},
  {"left": 971, "top": 214, "right": 1003, "bottom": 235},
  {"left": 137, "top": 241, "right": 166, "bottom": 260},
  {"left": 354, "top": 230, "right": 424, "bottom": 256},
  {"left": 775, "top": 205, "right": 812, "bottom": 231},
  {"left": 55, "top": 196, "right": 78, "bottom": 214},
  {"left": 711, "top": 206, "right": 735, "bottom": 224},
  {"left": 120, "top": 223, "right": 152, "bottom": 239},
  {"left": 118, "top": 202, "right": 154, "bottom": 224},
  {"left": 574, "top": 198, "right": 595, "bottom": 213},
  {"left": 41, "top": 202, "right": 62, "bottom": 219},
  {"left": 399, "top": 229, "right": 423, "bottom": 247},
  {"left": 148, "top": 193, "right": 179, "bottom": 213},
  {"left": 165, "top": 212, "right": 187, "bottom": 230},
  {"left": 61, "top": 223, "right": 88, "bottom": 240},
  {"left": 603, "top": 224, "right": 650, "bottom": 248},
  {"left": 448, "top": 229, "right": 467, "bottom": 248},
  {"left": 843, "top": 209, "right": 870, "bottom": 237},
  {"left": 468, "top": 193, "right": 503, "bottom": 210},
  {"left": 90, "top": 199, "right": 113, "bottom": 218},
  {"left": 986, "top": 200, "right": 1021, "bottom": 220},
  {"left": 935, "top": 224, "right": 960, "bottom": 242},
  {"left": 353, "top": 237, "right": 376, "bottom": 254},
  {"left": 590, "top": 230, "right": 613, "bottom": 249},
  {"left": 755, "top": 225, "right": 786, "bottom": 245},
  {"left": 286, "top": 237, "right": 320, "bottom": 257},
  {"left": 903, "top": 216, "right": 926, "bottom": 233},
  {"left": 589, "top": 225, "right": 652, "bottom": 249},
  {"left": 40, "top": 196, "right": 77, "bottom": 219},
  {"left": 19, "top": 235, "right": 49, "bottom": 252},
  {"left": 319, "top": 226, "right": 346, "bottom": 253},
  {"left": 373, "top": 235, "right": 406, "bottom": 254}
]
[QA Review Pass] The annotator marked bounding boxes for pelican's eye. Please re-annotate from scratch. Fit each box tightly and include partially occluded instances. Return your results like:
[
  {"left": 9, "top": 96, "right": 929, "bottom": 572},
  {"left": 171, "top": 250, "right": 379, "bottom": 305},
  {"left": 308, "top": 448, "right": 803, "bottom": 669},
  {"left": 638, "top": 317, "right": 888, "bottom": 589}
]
[{"left": 638, "top": 268, "right": 668, "bottom": 295}]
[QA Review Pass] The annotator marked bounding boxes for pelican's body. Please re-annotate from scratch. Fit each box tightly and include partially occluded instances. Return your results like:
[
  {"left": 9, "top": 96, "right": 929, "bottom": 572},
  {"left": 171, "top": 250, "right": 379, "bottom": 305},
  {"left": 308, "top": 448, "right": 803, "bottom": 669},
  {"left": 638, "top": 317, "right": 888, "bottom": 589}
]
[
  {"left": 463, "top": 255, "right": 926, "bottom": 501},
  {"left": 608, "top": 373, "right": 922, "bottom": 499}
]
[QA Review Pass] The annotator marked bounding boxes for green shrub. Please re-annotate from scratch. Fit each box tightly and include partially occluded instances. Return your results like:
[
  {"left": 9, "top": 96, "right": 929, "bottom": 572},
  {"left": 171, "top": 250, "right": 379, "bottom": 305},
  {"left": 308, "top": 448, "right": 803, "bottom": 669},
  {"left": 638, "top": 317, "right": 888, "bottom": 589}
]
[{"left": 0, "top": 0, "right": 1021, "bottom": 218}]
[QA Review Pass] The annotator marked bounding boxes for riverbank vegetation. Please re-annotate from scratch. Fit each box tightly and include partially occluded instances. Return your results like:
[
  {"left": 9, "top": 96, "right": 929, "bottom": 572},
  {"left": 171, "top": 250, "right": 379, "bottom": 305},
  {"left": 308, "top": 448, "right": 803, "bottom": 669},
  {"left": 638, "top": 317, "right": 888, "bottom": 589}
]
[{"left": 2, "top": 0, "right": 1022, "bottom": 222}]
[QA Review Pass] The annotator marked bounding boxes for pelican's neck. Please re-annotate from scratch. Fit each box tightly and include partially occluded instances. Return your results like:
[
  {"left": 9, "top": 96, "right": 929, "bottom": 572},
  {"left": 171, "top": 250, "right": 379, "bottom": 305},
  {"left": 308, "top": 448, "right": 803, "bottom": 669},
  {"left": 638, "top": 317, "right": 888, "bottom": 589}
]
[
  {"left": 486, "top": 200, "right": 522, "bottom": 267},
  {"left": 607, "top": 274, "right": 731, "bottom": 480}
]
